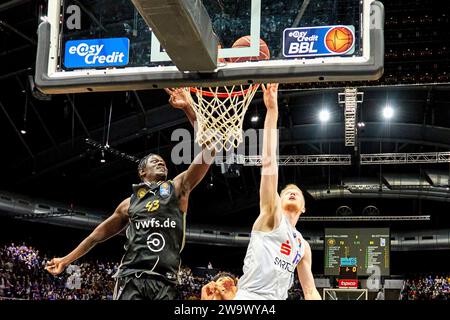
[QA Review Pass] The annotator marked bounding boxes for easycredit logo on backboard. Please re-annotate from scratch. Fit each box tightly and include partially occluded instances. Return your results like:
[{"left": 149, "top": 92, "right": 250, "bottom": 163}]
[{"left": 64, "top": 38, "right": 129, "bottom": 68}]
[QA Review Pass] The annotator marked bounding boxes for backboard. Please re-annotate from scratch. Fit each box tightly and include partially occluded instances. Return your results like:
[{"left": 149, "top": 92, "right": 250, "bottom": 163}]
[
  {"left": 35, "top": 0, "right": 384, "bottom": 93},
  {"left": 323, "top": 288, "right": 368, "bottom": 300}
]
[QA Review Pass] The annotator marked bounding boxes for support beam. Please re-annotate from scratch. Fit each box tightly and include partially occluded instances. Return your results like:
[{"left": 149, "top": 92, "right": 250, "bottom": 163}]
[
  {"left": 360, "top": 152, "right": 450, "bottom": 165},
  {"left": 338, "top": 88, "right": 363, "bottom": 147},
  {"left": 65, "top": 95, "right": 91, "bottom": 138},
  {"left": 0, "top": 0, "right": 31, "bottom": 12},
  {"left": 0, "top": 44, "right": 32, "bottom": 57},
  {"left": 0, "top": 20, "right": 36, "bottom": 45},
  {"left": 0, "top": 68, "right": 32, "bottom": 81},
  {"left": 130, "top": 0, "right": 218, "bottom": 71},
  {"left": 0, "top": 99, "right": 34, "bottom": 158},
  {"left": 216, "top": 154, "right": 352, "bottom": 166},
  {"left": 15, "top": 76, "right": 58, "bottom": 150},
  {"left": 298, "top": 216, "right": 431, "bottom": 222}
]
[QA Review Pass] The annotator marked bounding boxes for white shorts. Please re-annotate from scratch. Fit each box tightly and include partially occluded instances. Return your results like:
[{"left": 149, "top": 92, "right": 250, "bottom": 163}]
[{"left": 233, "top": 289, "right": 269, "bottom": 300}]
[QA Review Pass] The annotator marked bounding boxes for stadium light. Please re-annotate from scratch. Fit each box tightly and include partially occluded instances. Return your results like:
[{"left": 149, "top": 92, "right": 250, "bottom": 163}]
[
  {"left": 319, "top": 109, "right": 330, "bottom": 123},
  {"left": 251, "top": 115, "right": 259, "bottom": 123},
  {"left": 382, "top": 105, "right": 394, "bottom": 120}
]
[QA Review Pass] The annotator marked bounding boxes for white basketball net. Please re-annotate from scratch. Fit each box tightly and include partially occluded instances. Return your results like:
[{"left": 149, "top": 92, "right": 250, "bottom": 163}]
[{"left": 186, "top": 84, "right": 259, "bottom": 152}]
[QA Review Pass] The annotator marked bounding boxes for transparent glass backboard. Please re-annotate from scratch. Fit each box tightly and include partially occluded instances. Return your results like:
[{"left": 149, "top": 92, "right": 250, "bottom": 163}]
[
  {"left": 35, "top": 0, "right": 384, "bottom": 93},
  {"left": 323, "top": 288, "right": 368, "bottom": 300}
]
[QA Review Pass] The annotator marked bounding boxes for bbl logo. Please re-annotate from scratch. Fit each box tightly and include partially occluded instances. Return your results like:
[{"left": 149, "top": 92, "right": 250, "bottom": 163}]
[{"left": 283, "top": 25, "right": 355, "bottom": 58}]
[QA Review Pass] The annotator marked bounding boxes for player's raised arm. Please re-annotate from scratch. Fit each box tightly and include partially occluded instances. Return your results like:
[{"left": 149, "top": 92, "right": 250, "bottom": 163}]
[
  {"left": 165, "top": 87, "right": 215, "bottom": 212},
  {"left": 45, "top": 198, "right": 130, "bottom": 275},
  {"left": 253, "top": 83, "right": 280, "bottom": 232},
  {"left": 173, "top": 146, "right": 215, "bottom": 214},
  {"left": 164, "top": 88, "right": 197, "bottom": 127},
  {"left": 297, "top": 241, "right": 321, "bottom": 300}
]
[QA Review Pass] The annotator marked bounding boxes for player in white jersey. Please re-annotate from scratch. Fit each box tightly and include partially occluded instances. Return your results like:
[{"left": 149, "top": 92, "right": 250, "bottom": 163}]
[{"left": 234, "top": 83, "right": 321, "bottom": 300}]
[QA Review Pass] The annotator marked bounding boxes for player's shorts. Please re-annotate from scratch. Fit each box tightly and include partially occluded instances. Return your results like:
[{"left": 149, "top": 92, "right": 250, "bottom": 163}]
[
  {"left": 233, "top": 289, "right": 269, "bottom": 300},
  {"left": 113, "top": 274, "right": 178, "bottom": 300}
]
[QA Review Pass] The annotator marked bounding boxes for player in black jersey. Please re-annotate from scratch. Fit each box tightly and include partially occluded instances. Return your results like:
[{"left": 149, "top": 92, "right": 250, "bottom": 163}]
[{"left": 45, "top": 88, "right": 214, "bottom": 300}]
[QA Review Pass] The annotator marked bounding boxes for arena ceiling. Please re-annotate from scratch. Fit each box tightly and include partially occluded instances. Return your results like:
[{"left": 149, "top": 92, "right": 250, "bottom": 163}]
[{"left": 1, "top": 0, "right": 450, "bottom": 228}]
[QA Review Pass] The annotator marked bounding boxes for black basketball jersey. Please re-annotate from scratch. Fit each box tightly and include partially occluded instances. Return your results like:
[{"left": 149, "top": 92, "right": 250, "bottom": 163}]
[{"left": 114, "top": 180, "right": 186, "bottom": 284}]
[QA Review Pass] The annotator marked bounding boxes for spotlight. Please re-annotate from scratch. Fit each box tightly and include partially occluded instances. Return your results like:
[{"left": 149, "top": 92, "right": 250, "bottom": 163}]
[
  {"left": 251, "top": 115, "right": 259, "bottom": 123},
  {"left": 206, "top": 176, "right": 214, "bottom": 190},
  {"left": 357, "top": 122, "right": 365, "bottom": 127},
  {"left": 20, "top": 129, "right": 27, "bottom": 135},
  {"left": 382, "top": 106, "right": 394, "bottom": 120},
  {"left": 319, "top": 109, "right": 330, "bottom": 123}
]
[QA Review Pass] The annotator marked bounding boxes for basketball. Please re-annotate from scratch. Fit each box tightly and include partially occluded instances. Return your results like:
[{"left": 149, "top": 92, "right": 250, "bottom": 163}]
[
  {"left": 228, "top": 36, "right": 270, "bottom": 63},
  {"left": 325, "top": 26, "right": 354, "bottom": 53}
]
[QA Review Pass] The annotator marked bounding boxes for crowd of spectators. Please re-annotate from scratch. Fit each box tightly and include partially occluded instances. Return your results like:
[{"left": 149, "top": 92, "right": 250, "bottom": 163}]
[
  {"left": 0, "top": 242, "right": 239, "bottom": 300},
  {"left": 400, "top": 274, "right": 450, "bottom": 300},
  {"left": 0, "top": 242, "right": 117, "bottom": 300},
  {"left": 3, "top": 241, "right": 450, "bottom": 300},
  {"left": 177, "top": 267, "right": 209, "bottom": 300}
]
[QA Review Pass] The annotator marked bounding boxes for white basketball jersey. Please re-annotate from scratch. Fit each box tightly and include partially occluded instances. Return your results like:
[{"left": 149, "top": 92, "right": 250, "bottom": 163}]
[{"left": 235, "top": 214, "right": 305, "bottom": 300}]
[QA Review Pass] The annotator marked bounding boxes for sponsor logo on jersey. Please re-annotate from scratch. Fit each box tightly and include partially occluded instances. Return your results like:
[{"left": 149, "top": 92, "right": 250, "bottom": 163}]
[
  {"left": 137, "top": 188, "right": 147, "bottom": 199},
  {"left": 135, "top": 217, "right": 177, "bottom": 230},
  {"left": 146, "top": 232, "right": 165, "bottom": 252},
  {"left": 292, "top": 251, "right": 301, "bottom": 265},
  {"left": 274, "top": 257, "right": 295, "bottom": 273},
  {"left": 159, "top": 182, "right": 171, "bottom": 199},
  {"left": 280, "top": 240, "right": 292, "bottom": 255}
]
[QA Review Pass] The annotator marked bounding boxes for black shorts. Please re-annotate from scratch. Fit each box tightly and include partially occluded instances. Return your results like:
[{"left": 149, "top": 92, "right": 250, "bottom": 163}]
[{"left": 113, "top": 274, "right": 178, "bottom": 300}]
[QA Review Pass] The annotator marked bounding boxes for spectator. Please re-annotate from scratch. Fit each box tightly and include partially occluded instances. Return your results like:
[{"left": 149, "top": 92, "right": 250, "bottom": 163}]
[
  {"left": 375, "top": 288, "right": 385, "bottom": 300},
  {"left": 201, "top": 272, "right": 238, "bottom": 300}
]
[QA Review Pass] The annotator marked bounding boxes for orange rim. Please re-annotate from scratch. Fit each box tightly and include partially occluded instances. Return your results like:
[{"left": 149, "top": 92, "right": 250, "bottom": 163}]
[{"left": 190, "top": 84, "right": 259, "bottom": 98}]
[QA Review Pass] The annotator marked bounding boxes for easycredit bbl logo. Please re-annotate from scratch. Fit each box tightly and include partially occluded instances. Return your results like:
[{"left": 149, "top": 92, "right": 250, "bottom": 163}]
[
  {"left": 283, "top": 25, "right": 355, "bottom": 58},
  {"left": 64, "top": 38, "right": 129, "bottom": 68}
]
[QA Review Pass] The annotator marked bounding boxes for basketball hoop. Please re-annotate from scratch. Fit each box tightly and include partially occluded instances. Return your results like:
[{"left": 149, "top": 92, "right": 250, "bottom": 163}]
[
  {"left": 185, "top": 36, "right": 270, "bottom": 152},
  {"left": 187, "top": 84, "right": 259, "bottom": 152}
]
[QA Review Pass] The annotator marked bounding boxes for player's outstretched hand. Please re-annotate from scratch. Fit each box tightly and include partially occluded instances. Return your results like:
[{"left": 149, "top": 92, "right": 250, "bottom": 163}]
[
  {"left": 45, "top": 257, "right": 67, "bottom": 276},
  {"left": 261, "top": 83, "right": 279, "bottom": 111},
  {"left": 164, "top": 88, "right": 190, "bottom": 110}
]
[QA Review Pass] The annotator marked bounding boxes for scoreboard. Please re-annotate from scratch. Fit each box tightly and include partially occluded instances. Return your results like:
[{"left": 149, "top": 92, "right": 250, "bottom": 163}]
[
  {"left": 324, "top": 228, "right": 390, "bottom": 276},
  {"left": 339, "top": 266, "right": 358, "bottom": 279}
]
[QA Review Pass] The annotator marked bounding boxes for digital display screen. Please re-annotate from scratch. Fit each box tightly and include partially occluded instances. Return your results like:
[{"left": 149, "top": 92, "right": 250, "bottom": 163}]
[{"left": 324, "top": 228, "right": 390, "bottom": 276}]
